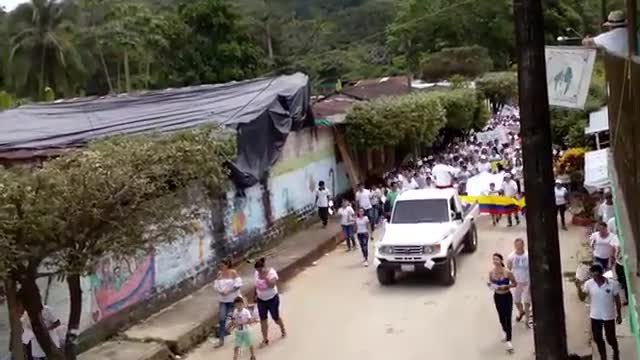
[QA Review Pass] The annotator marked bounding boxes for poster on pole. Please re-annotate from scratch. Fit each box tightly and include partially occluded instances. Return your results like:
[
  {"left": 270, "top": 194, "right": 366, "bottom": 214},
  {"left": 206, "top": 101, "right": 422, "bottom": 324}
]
[{"left": 545, "top": 46, "right": 596, "bottom": 110}]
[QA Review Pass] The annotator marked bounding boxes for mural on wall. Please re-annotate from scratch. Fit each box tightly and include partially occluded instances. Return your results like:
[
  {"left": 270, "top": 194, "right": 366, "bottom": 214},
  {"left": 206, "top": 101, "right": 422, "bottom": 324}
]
[
  {"left": 224, "top": 185, "right": 266, "bottom": 246},
  {"left": 270, "top": 127, "right": 351, "bottom": 220},
  {"left": 89, "top": 251, "right": 155, "bottom": 322},
  {"left": 154, "top": 216, "right": 214, "bottom": 291}
]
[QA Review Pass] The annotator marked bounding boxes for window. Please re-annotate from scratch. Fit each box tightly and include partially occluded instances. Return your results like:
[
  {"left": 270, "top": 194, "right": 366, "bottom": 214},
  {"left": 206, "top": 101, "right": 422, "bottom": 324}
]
[{"left": 391, "top": 199, "right": 449, "bottom": 224}]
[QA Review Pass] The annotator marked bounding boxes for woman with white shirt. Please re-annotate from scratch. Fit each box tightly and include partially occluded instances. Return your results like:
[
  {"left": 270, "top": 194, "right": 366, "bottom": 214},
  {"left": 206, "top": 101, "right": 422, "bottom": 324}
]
[
  {"left": 254, "top": 258, "right": 286, "bottom": 346},
  {"left": 590, "top": 222, "right": 618, "bottom": 271},
  {"left": 213, "top": 259, "right": 243, "bottom": 347}
]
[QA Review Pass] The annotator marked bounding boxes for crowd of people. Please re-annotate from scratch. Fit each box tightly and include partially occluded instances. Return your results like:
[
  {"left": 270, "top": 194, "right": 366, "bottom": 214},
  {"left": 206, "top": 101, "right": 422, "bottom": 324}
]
[{"left": 314, "top": 105, "right": 627, "bottom": 358}]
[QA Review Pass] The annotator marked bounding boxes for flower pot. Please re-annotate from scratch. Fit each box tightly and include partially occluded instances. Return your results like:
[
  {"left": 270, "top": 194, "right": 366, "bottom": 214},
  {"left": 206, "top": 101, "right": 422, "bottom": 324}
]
[{"left": 572, "top": 215, "right": 594, "bottom": 227}]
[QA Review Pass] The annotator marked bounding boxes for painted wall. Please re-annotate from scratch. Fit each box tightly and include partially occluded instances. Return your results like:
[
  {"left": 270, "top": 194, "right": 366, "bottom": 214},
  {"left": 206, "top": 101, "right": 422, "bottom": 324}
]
[
  {"left": 270, "top": 127, "right": 350, "bottom": 220},
  {"left": 0, "top": 127, "right": 351, "bottom": 356}
]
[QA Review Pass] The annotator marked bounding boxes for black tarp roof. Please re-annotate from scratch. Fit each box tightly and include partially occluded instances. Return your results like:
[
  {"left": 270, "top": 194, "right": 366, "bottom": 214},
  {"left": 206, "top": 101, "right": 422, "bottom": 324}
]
[{"left": 0, "top": 73, "right": 313, "bottom": 187}]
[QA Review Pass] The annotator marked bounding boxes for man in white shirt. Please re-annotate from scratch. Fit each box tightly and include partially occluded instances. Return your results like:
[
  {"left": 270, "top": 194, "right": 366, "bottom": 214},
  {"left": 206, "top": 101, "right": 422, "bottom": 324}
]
[
  {"left": 590, "top": 221, "right": 618, "bottom": 271},
  {"left": 507, "top": 238, "right": 531, "bottom": 326},
  {"left": 356, "top": 183, "right": 375, "bottom": 232},
  {"left": 582, "top": 264, "right": 622, "bottom": 360},
  {"left": 315, "top": 181, "right": 331, "bottom": 228},
  {"left": 599, "top": 192, "right": 615, "bottom": 223},
  {"left": 554, "top": 181, "right": 569, "bottom": 230},
  {"left": 432, "top": 159, "right": 455, "bottom": 188},
  {"left": 477, "top": 156, "right": 492, "bottom": 173},
  {"left": 502, "top": 173, "right": 520, "bottom": 227},
  {"left": 583, "top": 10, "right": 639, "bottom": 57}
]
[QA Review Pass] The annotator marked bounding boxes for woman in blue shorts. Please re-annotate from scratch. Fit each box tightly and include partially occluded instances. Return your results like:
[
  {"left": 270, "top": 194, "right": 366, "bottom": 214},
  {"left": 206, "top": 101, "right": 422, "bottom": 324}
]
[{"left": 254, "top": 258, "right": 287, "bottom": 346}]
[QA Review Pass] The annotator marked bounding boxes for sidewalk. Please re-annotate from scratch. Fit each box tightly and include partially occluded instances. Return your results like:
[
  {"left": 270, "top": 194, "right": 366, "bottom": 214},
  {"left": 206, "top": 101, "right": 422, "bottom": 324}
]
[{"left": 79, "top": 220, "right": 344, "bottom": 360}]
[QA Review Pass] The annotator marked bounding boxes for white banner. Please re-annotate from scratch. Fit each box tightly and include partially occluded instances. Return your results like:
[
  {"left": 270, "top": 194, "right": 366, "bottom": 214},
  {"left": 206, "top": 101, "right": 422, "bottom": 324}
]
[
  {"left": 475, "top": 127, "right": 509, "bottom": 145},
  {"left": 584, "top": 148, "right": 609, "bottom": 192},
  {"left": 546, "top": 46, "right": 597, "bottom": 110}
]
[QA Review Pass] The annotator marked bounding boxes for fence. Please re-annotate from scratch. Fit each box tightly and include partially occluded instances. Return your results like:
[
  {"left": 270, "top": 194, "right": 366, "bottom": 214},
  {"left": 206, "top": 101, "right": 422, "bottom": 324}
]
[{"left": 605, "top": 52, "right": 640, "bottom": 353}]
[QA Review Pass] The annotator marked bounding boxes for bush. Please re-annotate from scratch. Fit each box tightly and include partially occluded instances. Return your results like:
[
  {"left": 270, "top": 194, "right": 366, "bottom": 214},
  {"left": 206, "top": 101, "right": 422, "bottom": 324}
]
[
  {"left": 421, "top": 46, "right": 493, "bottom": 81},
  {"left": 429, "top": 88, "right": 489, "bottom": 131},
  {"left": 345, "top": 88, "right": 489, "bottom": 149},
  {"left": 345, "top": 92, "right": 447, "bottom": 149}
]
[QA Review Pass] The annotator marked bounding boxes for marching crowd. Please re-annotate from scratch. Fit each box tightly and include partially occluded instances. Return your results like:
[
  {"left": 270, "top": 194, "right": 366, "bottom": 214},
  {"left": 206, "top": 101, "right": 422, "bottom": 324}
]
[
  {"left": 204, "top": 106, "right": 625, "bottom": 359},
  {"left": 315, "top": 106, "right": 628, "bottom": 359}
]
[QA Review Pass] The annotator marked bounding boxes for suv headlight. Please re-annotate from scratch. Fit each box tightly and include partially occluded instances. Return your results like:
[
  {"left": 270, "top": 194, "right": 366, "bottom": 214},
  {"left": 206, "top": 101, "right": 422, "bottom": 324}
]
[
  {"left": 379, "top": 245, "right": 392, "bottom": 255},
  {"left": 423, "top": 244, "right": 441, "bottom": 254}
]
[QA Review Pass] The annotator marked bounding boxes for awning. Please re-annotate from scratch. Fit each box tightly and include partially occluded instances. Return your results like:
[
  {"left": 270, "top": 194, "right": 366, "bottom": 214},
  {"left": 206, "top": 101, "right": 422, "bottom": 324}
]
[
  {"left": 314, "top": 114, "right": 346, "bottom": 126},
  {"left": 584, "top": 148, "right": 610, "bottom": 192},
  {"left": 585, "top": 106, "right": 609, "bottom": 134}
]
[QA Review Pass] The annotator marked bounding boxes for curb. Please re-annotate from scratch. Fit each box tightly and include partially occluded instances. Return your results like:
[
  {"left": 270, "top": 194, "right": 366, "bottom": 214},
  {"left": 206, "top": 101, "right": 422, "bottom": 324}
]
[{"left": 275, "top": 230, "right": 344, "bottom": 285}]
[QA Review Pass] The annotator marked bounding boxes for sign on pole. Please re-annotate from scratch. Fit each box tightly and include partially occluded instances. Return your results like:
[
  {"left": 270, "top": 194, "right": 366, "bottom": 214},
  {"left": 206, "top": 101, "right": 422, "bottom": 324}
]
[{"left": 545, "top": 46, "right": 597, "bottom": 110}]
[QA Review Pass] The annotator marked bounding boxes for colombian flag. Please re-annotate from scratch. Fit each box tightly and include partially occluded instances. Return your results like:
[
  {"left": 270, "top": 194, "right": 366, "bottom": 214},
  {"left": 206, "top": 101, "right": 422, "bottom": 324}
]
[{"left": 461, "top": 195, "right": 526, "bottom": 215}]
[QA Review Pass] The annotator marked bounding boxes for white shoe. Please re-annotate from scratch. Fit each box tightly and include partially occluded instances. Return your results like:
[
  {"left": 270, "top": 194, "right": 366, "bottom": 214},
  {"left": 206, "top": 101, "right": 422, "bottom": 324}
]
[
  {"left": 505, "top": 341, "right": 514, "bottom": 353},
  {"left": 363, "top": 261, "right": 369, "bottom": 267}
]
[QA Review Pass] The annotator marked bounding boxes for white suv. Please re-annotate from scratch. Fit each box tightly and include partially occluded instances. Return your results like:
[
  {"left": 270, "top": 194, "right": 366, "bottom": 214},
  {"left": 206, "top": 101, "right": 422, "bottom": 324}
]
[{"left": 374, "top": 188, "right": 479, "bottom": 286}]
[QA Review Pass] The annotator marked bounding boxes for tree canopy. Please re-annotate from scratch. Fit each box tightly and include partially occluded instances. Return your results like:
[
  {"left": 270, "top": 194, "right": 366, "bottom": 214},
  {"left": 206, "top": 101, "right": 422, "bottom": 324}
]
[
  {"left": 475, "top": 71, "right": 518, "bottom": 112},
  {"left": 344, "top": 88, "right": 488, "bottom": 149},
  {"left": 0, "top": 0, "right": 618, "bottom": 100},
  {"left": 421, "top": 46, "right": 493, "bottom": 81},
  {"left": 0, "top": 125, "right": 235, "bottom": 359}
]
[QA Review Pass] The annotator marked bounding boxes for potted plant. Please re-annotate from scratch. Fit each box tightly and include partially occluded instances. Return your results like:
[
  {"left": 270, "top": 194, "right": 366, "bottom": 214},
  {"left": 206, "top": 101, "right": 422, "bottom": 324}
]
[{"left": 569, "top": 190, "right": 598, "bottom": 226}]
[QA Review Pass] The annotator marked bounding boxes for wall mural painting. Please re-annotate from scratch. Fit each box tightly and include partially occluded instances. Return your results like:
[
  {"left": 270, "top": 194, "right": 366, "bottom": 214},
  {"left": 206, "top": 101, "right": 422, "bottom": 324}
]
[
  {"left": 224, "top": 186, "right": 266, "bottom": 245},
  {"left": 153, "top": 218, "right": 214, "bottom": 291},
  {"left": 89, "top": 251, "right": 155, "bottom": 322}
]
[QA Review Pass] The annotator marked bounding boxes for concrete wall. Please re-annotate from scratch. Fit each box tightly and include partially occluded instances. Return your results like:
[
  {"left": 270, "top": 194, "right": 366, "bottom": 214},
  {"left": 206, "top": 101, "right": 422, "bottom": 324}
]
[{"left": 0, "top": 127, "right": 350, "bottom": 356}]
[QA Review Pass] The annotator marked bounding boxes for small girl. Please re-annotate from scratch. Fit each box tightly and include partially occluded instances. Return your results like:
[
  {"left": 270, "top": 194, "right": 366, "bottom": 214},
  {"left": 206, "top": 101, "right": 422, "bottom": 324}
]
[
  {"left": 229, "top": 296, "right": 257, "bottom": 360},
  {"left": 355, "top": 208, "right": 371, "bottom": 267}
]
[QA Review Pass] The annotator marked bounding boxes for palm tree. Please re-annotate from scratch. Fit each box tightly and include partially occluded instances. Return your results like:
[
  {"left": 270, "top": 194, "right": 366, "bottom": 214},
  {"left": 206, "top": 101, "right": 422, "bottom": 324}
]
[{"left": 7, "top": 0, "right": 85, "bottom": 99}]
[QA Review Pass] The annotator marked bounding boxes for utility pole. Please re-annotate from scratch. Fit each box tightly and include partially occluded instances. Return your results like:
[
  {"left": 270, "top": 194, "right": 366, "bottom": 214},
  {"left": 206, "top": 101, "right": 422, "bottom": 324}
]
[{"left": 513, "top": 0, "right": 569, "bottom": 359}]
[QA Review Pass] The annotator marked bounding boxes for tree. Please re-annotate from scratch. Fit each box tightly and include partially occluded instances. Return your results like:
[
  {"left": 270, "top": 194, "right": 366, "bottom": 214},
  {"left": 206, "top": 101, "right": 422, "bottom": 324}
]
[
  {"left": 159, "top": 0, "right": 264, "bottom": 86},
  {"left": 387, "top": 0, "right": 514, "bottom": 72},
  {"left": 475, "top": 71, "right": 518, "bottom": 114},
  {"left": 0, "top": 125, "right": 235, "bottom": 359},
  {"left": 345, "top": 92, "right": 447, "bottom": 150},
  {"left": 7, "top": 0, "right": 85, "bottom": 99},
  {"left": 430, "top": 88, "right": 490, "bottom": 131},
  {"left": 420, "top": 46, "right": 493, "bottom": 81}
]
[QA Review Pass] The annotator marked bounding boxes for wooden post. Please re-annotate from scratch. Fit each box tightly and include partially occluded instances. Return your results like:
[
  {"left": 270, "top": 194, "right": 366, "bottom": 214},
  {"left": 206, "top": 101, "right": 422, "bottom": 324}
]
[{"left": 513, "top": 0, "right": 569, "bottom": 358}]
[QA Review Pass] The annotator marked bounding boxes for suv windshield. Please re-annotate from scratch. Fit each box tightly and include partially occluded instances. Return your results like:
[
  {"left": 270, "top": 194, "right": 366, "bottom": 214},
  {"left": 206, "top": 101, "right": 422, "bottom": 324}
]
[{"left": 391, "top": 199, "right": 450, "bottom": 224}]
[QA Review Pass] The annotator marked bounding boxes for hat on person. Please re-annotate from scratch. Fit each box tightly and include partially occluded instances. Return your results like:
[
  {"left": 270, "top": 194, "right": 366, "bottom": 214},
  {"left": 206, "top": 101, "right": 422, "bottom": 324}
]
[{"left": 604, "top": 10, "right": 627, "bottom": 28}]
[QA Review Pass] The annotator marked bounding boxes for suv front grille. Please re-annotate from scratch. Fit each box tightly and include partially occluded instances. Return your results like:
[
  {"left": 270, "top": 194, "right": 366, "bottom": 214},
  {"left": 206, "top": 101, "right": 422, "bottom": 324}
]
[{"left": 390, "top": 246, "right": 424, "bottom": 255}]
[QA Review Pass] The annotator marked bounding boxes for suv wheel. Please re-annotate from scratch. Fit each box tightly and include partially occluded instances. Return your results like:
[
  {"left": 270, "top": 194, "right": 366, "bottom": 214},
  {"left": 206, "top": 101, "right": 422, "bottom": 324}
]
[
  {"left": 377, "top": 267, "right": 396, "bottom": 285},
  {"left": 440, "top": 250, "right": 457, "bottom": 286},
  {"left": 462, "top": 224, "right": 478, "bottom": 253}
]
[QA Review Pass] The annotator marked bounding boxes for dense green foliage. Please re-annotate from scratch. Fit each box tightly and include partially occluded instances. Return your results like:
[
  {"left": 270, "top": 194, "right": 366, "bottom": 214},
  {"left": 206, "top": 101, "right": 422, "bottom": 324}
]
[
  {"left": 0, "top": 0, "right": 620, "bottom": 101},
  {"left": 0, "top": 126, "right": 235, "bottom": 358},
  {"left": 345, "top": 89, "right": 488, "bottom": 149},
  {"left": 345, "top": 92, "right": 447, "bottom": 149},
  {"left": 1, "top": 0, "right": 264, "bottom": 100},
  {"left": 0, "top": 125, "right": 235, "bottom": 275},
  {"left": 476, "top": 72, "right": 519, "bottom": 111},
  {"left": 421, "top": 46, "right": 493, "bottom": 81}
]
